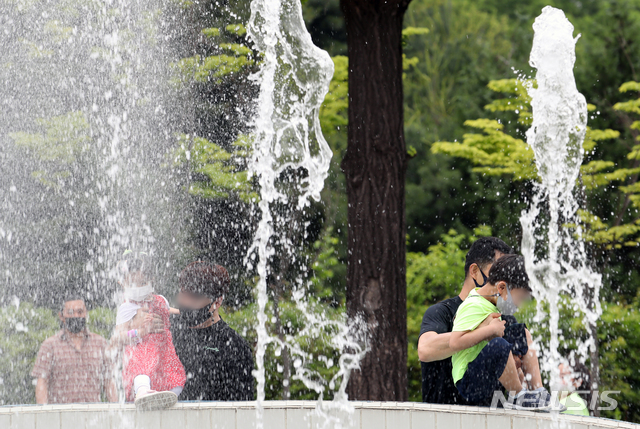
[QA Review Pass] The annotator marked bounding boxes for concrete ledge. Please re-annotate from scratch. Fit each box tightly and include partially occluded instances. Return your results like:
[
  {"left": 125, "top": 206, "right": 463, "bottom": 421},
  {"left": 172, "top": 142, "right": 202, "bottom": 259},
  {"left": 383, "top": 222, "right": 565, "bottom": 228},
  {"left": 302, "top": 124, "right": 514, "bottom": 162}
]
[{"left": 0, "top": 401, "right": 636, "bottom": 429}]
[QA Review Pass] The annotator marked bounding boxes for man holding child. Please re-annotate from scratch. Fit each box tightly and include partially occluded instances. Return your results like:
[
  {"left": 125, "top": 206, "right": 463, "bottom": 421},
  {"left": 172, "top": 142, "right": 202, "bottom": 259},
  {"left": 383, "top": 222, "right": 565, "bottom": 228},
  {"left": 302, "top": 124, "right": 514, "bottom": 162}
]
[{"left": 418, "top": 238, "right": 551, "bottom": 410}]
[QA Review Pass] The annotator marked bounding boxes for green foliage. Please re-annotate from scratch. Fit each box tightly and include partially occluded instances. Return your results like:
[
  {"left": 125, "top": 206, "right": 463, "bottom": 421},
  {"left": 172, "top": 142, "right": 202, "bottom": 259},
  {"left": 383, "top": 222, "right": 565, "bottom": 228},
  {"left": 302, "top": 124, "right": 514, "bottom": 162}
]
[
  {"left": 319, "top": 55, "right": 348, "bottom": 153},
  {"left": 9, "top": 111, "right": 91, "bottom": 188},
  {"left": 518, "top": 295, "right": 640, "bottom": 422},
  {"left": 309, "top": 227, "right": 342, "bottom": 302},
  {"left": 171, "top": 53, "right": 254, "bottom": 85},
  {"left": 0, "top": 303, "right": 59, "bottom": 405},
  {"left": 402, "top": 26, "right": 430, "bottom": 37},
  {"left": 87, "top": 307, "right": 116, "bottom": 340},
  {"left": 201, "top": 28, "right": 220, "bottom": 38},
  {"left": 429, "top": 78, "right": 640, "bottom": 249},
  {"left": 432, "top": 117, "right": 537, "bottom": 181},
  {"left": 9, "top": 111, "right": 90, "bottom": 160},
  {"left": 599, "top": 299, "right": 640, "bottom": 422},
  {"left": 173, "top": 134, "right": 256, "bottom": 202},
  {"left": 221, "top": 298, "right": 346, "bottom": 400},
  {"left": 225, "top": 24, "right": 247, "bottom": 37},
  {"left": 432, "top": 79, "right": 619, "bottom": 183}
]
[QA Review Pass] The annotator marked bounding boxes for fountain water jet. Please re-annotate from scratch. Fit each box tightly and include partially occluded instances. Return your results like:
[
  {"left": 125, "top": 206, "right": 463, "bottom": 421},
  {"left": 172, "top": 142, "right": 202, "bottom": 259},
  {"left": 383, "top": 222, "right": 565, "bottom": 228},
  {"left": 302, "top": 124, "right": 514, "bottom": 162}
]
[
  {"left": 520, "top": 5, "right": 602, "bottom": 396},
  {"left": 247, "top": 1, "right": 367, "bottom": 427}
]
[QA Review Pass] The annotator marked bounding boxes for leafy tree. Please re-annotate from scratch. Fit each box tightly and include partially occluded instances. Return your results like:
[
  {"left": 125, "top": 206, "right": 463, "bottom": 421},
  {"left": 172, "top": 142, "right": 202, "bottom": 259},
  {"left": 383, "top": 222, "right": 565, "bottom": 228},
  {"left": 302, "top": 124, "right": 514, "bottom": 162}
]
[
  {"left": 402, "top": 0, "right": 519, "bottom": 251},
  {"left": 168, "top": 0, "right": 259, "bottom": 275},
  {"left": 0, "top": 303, "right": 59, "bottom": 405},
  {"left": 0, "top": 0, "right": 191, "bottom": 304},
  {"left": 429, "top": 78, "right": 640, "bottom": 254}
]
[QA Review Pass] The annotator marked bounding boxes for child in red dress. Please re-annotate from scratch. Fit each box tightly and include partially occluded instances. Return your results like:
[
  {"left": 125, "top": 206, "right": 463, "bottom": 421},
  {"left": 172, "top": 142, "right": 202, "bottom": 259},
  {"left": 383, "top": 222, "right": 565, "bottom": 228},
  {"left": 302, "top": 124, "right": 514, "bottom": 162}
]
[{"left": 114, "top": 251, "right": 186, "bottom": 410}]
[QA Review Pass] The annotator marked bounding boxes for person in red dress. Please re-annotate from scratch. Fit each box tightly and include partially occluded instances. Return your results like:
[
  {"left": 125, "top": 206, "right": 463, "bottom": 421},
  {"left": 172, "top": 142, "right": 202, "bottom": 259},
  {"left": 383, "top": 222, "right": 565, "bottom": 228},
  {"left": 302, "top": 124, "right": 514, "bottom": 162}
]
[{"left": 111, "top": 251, "right": 186, "bottom": 411}]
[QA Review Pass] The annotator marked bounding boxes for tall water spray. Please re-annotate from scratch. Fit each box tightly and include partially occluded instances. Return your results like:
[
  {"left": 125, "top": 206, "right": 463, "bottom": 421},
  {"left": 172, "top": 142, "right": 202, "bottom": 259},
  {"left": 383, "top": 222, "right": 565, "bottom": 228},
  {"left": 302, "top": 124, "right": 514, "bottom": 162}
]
[
  {"left": 247, "top": 1, "right": 366, "bottom": 427},
  {"left": 0, "top": 0, "right": 187, "bottom": 305},
  {"left": 0, "top": 0, "right": 358, "bottom": 418},
  {"left": 520, "top": 6, "right": 602, "bottom": 390}
]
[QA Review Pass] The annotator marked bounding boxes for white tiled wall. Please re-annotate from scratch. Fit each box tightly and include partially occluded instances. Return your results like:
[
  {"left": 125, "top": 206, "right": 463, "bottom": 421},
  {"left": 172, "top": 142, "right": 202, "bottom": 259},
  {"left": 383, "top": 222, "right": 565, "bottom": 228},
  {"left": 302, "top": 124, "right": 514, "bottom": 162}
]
[{"left": 0, "top": 401, "right": 636, "bottom": 429}]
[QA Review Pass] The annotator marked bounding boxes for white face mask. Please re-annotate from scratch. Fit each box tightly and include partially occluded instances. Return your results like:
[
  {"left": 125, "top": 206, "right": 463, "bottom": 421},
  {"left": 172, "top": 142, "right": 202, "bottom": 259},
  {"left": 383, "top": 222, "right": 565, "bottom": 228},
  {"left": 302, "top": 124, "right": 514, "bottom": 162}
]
[
  {"left": 123, "top": 283, "right": 153, "bottom": 301},
  {"left": 496, "top": 286, "right": 518, "bottom": 316}
]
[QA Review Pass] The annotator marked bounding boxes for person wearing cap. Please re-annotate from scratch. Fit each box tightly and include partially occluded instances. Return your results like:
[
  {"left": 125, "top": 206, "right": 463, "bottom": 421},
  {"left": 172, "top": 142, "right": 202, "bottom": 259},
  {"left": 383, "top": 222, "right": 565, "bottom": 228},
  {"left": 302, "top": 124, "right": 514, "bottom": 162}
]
[{"left": 171, "top": 261, "right": 255, "bottom": 401}]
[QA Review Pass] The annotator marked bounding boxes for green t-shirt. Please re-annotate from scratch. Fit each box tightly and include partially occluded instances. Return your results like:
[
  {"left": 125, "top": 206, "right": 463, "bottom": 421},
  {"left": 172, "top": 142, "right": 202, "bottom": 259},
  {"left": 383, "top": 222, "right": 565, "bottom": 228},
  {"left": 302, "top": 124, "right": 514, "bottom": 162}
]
[
  {"left": 451, "top": 288, "right": 500, "bottom": 384},
  {"left": 560, "top": 392, "right": 589, "bottom": 416}
]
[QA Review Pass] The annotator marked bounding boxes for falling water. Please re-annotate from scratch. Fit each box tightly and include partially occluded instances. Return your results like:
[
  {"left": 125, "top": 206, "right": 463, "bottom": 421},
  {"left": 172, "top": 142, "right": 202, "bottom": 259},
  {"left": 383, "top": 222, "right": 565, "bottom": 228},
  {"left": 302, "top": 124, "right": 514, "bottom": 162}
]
[
  {"left": 0, "top": 0, "right": 362, "bottom": 423},
  {"left": 247, "top": 1, "right": 366, "bottom": 427},
  {"left": 520, "top": 6, "right": 602, "bottom": 393},
  {"left": 0, "top": 0, "right": 189, "bottom": 304}
]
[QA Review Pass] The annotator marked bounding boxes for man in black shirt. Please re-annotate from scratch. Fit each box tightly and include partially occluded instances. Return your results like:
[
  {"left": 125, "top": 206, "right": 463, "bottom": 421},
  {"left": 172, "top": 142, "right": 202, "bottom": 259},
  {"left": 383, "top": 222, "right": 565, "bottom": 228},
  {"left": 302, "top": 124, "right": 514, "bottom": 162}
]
[
  {"left": 418, "top": 237, "right": 512, "bottom": 404},
  {"left": 171, "top": 261, "right": 254, "bottom": 401}
]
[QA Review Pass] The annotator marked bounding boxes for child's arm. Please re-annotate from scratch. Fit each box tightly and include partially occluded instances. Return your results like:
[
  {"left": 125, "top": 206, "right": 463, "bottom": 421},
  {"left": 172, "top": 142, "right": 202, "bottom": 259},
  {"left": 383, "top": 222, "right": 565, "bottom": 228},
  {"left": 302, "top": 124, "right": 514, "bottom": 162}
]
[
  {"left": 449, "top": 317, "right": 505, "bottom": 353},
  {"left": 109, "top": 320, "right": 135, "bottom": 348},
  {"left": 169, "top": 307, "right": 180, "bottom": 315}
]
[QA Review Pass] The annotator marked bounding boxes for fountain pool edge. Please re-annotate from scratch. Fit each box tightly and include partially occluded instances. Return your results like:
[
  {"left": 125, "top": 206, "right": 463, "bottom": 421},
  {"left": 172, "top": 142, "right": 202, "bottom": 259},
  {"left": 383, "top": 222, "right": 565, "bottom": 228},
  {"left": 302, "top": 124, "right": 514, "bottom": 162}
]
[{"left": 0, "top": 400, "right": 635, "bottom": 428}]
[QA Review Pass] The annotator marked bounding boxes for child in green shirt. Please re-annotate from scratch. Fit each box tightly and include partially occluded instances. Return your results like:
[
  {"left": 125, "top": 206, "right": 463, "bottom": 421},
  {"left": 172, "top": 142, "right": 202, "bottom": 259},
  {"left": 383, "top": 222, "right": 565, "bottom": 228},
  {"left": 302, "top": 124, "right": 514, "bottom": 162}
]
[
  {"left": 449, "top": 254, "right": 553, "bottom": 410},
  {"left": 556, "top": 361, "right": 590, "bottom": 416}
]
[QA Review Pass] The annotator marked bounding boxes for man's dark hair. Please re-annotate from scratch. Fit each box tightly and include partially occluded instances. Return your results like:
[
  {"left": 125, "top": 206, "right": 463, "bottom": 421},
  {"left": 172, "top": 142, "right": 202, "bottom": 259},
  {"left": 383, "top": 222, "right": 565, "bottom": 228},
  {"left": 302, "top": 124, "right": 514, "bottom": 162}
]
[
  {"left": 59, "top": 294, "right": 86, "bottom": 313},
  {"left": 487, "top": 254, "right": 531, "bottom": 292},
  {"left": 118, "top": 250, "right": 156, "bottom": 280},
  {"left": 179, "top": 261, "right": 230, "bottom": 300},
  {"left": 464, "top": 237, "right": 513, "bottom": 276}
]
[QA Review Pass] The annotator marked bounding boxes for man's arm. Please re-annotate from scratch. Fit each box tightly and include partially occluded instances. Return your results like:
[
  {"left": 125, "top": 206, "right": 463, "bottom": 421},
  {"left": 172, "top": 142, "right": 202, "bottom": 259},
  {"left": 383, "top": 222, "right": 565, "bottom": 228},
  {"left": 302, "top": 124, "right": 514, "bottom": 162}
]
[
  {"left": 35, "top": 378, "right": 48, "bottom": 404},
  {"left": 109, "top": 308, "right": 163, "bottom": 348},
  {"left": 418, "top": 331, "right": 455, "bottom": 362},
  {"left": 32, "top": 340, "right": 52, "bottom": 404},
  {"left": 449, "top": 317, "right": 505, "bottom": 353},
  {"left": 417, "top": 302, "right": 457, "bottom": 362}
]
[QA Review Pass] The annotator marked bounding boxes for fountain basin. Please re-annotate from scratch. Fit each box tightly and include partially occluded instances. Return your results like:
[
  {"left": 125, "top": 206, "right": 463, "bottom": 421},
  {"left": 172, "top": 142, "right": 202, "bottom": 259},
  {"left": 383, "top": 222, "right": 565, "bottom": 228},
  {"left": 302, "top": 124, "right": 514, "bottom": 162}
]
[{"left": 0, "top": 401, "right": 635, "bottom": 429}]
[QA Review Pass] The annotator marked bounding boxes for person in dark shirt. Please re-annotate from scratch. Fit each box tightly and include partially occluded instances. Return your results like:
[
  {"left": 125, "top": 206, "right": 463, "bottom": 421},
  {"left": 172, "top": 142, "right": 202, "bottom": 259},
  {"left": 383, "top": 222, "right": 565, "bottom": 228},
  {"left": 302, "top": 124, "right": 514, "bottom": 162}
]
[
  {"left": 418, "top": 237, "right": 512, "bottom": 404},
  {"left": 171, "top": 261, "right": 255, "bottom": 401}
]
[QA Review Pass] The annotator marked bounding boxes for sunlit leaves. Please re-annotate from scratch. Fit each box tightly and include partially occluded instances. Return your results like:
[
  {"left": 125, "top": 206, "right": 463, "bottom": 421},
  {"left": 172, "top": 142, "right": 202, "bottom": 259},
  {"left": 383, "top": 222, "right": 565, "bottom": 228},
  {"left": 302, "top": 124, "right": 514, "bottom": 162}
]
[
  {"left": 319, "top": 55, "right": 348, "bottom": 154},
  {"left": 432, "top": 117, "right": 537, "bottom": 181},
  {"left": 173, "top": 134, "right": 256, "bottom": 203},
  {"left": 429, "top": 78, "right": 640, "bottom": 247},
  {"left": 171, "top": 22, "right": 256, "bottom": 86},
  {"left": 172, "top": 53, "right": 253, "bottom": 85},
  {"left": 10, "top": 112, "right": 90, "bottom": 164},
  {"left": 9, "top": 112, "right": 90, "bottom": 189}
]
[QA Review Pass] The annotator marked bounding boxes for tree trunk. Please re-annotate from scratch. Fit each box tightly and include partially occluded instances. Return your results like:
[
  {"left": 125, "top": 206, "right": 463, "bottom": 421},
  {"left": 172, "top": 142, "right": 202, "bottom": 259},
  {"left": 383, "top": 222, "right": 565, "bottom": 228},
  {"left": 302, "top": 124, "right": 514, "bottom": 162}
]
[{"left": 340, "top": 0, "right": 411, "bottom": 401}]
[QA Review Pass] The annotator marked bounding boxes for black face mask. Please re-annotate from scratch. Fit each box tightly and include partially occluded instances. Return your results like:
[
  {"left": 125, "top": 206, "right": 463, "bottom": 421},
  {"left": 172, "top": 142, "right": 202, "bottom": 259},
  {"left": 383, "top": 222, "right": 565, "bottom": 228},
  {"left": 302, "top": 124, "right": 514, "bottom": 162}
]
[
  {"left": 65, "top": 317, "right": 86, "bottom": 334},
  {"left": 473, "top": 267, "right": 489, "bottom": 288},
  {"left": 179, "top": 305, "right": 212, "bottom": 327}
]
